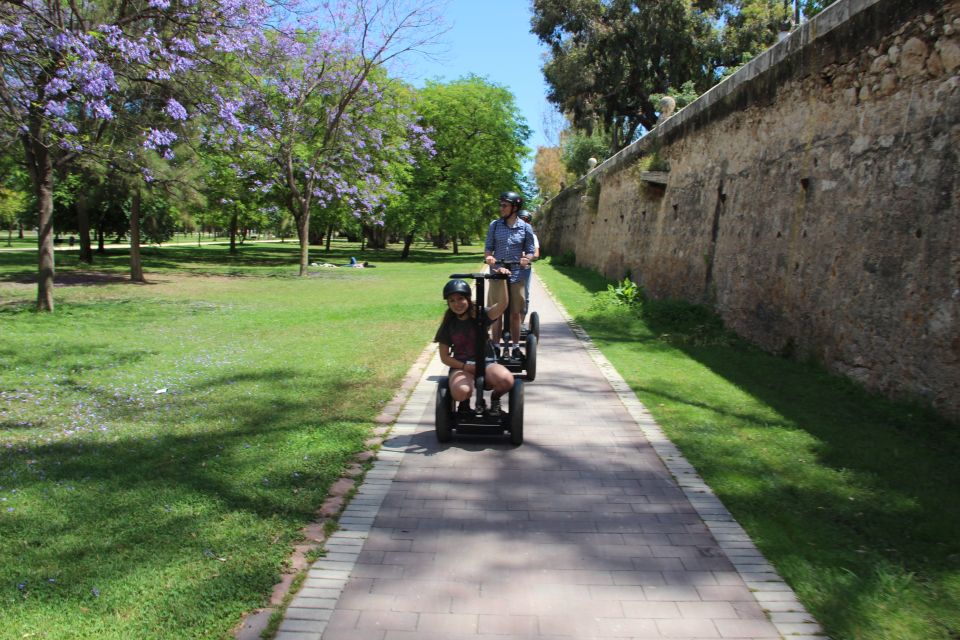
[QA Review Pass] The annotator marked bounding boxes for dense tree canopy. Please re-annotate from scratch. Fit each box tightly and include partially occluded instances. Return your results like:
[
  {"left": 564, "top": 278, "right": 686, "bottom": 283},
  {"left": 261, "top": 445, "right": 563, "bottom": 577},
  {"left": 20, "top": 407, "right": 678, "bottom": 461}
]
[
  {"left": 398, "top": 76, "right": 530, "bottom": 253},
  {"left": 531, "top": 0, "right": 827, "bottom": 154}
]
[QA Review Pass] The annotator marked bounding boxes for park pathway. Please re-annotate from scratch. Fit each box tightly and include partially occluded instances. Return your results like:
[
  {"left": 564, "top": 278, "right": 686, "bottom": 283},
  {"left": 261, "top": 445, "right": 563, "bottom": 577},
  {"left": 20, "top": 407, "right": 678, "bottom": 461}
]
[{"left": 273, "top": 275, "right": 824, "bottom": 640}]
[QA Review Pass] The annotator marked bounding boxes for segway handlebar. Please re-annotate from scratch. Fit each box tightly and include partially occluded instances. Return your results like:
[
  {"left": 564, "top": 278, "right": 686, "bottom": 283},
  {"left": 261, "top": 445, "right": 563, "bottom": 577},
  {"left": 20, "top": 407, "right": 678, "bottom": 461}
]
[{"left": 449, "top": 271, "right": 509, "bottom": 280}]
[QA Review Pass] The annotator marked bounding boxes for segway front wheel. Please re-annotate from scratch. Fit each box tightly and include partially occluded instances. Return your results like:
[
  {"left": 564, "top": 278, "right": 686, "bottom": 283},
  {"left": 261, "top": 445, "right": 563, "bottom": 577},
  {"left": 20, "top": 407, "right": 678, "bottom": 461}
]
[
  {"left": 435, "top": 378, "right": 453, "bottom": 443},
  {"left": 529, "top": 312, "right": 540, "bottom": 341},
  {"left": 524, "top": 333, "right": 537, "bottom": 382},
  {"left": 509, "top": 379, "right": 524, "bottom": 446}
]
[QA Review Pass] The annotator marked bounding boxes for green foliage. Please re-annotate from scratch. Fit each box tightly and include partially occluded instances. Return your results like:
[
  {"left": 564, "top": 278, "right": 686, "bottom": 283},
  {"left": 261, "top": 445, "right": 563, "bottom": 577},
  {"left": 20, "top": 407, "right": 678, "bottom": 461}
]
[
  {"left": 533, "top": 0, "right": 717, "bottom": 151},
  {"left": 584, "top": 176, "right": 601, "bottom": 215},
  {"left": 561, "top": 128, "right": 610, "bottom": 176},
  {"left": 606, "top": 277, "right": 642, "bottom": 306},
  {"left": 533, "top": 0, "right": 828, "bottom": 153},
  {"left": 396, "top": 75, "right": 531, "bottom": 247},
  {"left": 0, "top": 187, "right": 27, "bottom": 233},
  {"left": 549, "top": 249, "right": 576, "bottom": 267},
  {"left": 651, "top": 80, "right": 700, "bottom": 113},
  {"left": 637, "top": 149, "right": 670, "bottom": 173}
]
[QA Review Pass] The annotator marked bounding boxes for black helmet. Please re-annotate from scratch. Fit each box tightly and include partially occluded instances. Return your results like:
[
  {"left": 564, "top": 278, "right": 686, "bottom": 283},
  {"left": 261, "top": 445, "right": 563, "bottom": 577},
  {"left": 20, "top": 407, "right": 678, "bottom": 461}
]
[
  {"left": 442, "top": 279, "right": 471, "bottom": 300},
  {"left": 499, "top": 191, "right": 523, "bottom": 209},
  {"left": 518, "top": 210, "right": 531, "bottom": 221}
]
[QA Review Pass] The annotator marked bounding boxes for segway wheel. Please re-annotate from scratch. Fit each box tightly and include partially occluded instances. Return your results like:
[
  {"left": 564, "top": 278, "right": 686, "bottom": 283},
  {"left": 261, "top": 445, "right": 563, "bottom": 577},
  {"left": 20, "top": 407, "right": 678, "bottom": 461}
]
[
  {"left": 529, "top": 312, "right": 540, "bottom": 341},
  {"left": 435, "top": 378, "right": 453, "bottom": 443},
  {"left": 509, "top": 379, "right": 524, "bottom": 446},
  {"left": 524, "top": 333, "right": 537, "bottom": 382}
]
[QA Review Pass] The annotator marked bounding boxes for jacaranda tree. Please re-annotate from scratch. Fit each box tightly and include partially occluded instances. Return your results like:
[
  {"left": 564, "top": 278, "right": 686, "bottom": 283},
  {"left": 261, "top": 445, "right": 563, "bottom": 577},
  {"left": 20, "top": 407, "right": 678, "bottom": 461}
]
[
  {"left": 0, "top": 0, "right": 272, "bottom": 311},
  {"left": 223, "top": 0, "right": 444, "bottom": 275}
]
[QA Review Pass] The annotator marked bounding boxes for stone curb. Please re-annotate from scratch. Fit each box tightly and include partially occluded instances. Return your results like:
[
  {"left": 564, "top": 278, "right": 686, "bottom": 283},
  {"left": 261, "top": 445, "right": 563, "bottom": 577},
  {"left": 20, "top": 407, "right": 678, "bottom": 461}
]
[{"left": 536, "top": 276, "right": 828, "bottom": 639}]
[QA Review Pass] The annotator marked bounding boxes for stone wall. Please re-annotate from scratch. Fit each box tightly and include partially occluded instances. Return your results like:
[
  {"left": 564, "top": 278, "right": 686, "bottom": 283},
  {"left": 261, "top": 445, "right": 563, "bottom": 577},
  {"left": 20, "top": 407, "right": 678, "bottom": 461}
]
[{"left": 537, "top": 0, "right": 960, "bottom": 419}]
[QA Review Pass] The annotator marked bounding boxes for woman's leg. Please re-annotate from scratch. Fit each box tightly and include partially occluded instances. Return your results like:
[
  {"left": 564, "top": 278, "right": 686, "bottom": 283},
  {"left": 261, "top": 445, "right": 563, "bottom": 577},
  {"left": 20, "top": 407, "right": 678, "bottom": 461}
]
[
  {"left": 484, "top": 363, "right": 514, "bottom": 398},
  {"left": 449, "top": 369, "right": 474, "bottom": 402}
]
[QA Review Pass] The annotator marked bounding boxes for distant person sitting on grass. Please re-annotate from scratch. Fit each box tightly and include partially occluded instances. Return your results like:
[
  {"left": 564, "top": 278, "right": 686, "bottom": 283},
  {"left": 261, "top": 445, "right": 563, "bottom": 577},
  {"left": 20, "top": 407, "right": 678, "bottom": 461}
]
[{"left": 434, "top": 275, "right": 514, "bottom": 416}]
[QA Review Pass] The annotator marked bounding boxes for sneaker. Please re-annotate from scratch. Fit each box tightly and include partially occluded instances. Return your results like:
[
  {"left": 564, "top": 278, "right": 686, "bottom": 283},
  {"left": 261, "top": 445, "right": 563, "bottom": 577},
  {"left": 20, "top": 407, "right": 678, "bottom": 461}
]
[
  {"left": 511, "top": 347, "right": 523, "bottom": 359},
  {"left": 488, "top": 397, "right": 501, "bottom": 416},
  {"left": 457, "top": 401, "right": 471, "bottom": 415}
]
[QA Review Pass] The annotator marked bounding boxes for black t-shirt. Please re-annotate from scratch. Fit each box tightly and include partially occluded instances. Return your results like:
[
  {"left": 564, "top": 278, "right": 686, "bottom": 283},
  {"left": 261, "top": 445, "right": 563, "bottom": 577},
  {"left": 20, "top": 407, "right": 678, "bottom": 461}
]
[{"left": 434, "top": 310, "right": 495, "bottom": 362}]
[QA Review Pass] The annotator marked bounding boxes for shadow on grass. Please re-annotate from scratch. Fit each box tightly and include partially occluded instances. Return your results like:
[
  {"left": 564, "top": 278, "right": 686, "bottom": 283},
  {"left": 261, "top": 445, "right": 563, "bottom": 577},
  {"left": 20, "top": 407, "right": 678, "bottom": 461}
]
[{"left": 0, "top": 364, "right": 377, "bottom": 632}]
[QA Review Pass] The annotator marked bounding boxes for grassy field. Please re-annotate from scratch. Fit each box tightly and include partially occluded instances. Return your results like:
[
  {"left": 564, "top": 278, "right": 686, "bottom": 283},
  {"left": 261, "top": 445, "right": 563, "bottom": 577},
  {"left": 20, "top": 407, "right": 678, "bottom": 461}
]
[
  {"left": 534, "top": 259, "right": 960, "bottom": 640},
  {"left": 0, "top": 240, "right": 481, "bottom": 639}
]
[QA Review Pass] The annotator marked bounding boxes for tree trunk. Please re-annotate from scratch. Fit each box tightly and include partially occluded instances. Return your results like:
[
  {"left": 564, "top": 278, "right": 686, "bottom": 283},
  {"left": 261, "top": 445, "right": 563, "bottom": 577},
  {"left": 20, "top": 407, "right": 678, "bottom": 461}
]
[
  {"left": 367, "top": 225, "right": 387, "bottom": 249},
  {"left": 97, "top": 224, "right": 105, "bottom": 253},
  {"left": 297, "top": 209, "right": 310, "bottom": 276},
  {"left": 229, "top": 209, "right": 238, "bottom": 253},
  {"left": 402, "top": 232, "right": 414, "bottom": 259},
  {"left": 326, "top": 225, "right": 333, "bottom": 251},
  {"left": 76, "top": 190, "right": 93, "bottom": 264},
  {"left": 453, "top": 236, "right": 459, "bottom": 255},
  {"left": 22, "top": 131, "right": 55, "bottom": 312},
  {"left": 129, "top": 188, "right": 144, "bottom": 282},
  {"left": 18, "top": 223, "right": 24, "bottom": 239}
]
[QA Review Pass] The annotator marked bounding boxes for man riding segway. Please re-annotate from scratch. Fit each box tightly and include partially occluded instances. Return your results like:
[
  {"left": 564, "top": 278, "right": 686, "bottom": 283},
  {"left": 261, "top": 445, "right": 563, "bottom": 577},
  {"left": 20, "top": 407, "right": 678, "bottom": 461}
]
[{"left": 485, "top": 191, "right": 535, "bottom": 361}]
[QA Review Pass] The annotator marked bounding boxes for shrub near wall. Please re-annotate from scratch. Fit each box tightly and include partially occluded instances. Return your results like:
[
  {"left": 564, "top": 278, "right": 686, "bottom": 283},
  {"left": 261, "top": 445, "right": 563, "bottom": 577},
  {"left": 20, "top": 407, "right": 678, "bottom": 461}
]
[{"left": 538, "top": 0, "right": 960, "bottom": 420}]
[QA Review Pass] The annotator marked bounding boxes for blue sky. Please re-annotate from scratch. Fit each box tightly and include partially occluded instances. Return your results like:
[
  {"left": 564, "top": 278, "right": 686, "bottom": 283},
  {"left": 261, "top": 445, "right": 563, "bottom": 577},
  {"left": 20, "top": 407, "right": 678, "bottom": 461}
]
[{"left": 390, "top": 0, "right": 559, "bottom": 166}]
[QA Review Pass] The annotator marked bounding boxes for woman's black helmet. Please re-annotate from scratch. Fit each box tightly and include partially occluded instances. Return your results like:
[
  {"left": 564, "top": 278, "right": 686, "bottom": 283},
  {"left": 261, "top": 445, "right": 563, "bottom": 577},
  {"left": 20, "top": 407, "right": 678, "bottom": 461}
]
[
  {"left": 499, "top": 191, "right": 523, "bottom": 209},
  {"left": 443, "top": 279, "right": 471, "bottom": 300}
]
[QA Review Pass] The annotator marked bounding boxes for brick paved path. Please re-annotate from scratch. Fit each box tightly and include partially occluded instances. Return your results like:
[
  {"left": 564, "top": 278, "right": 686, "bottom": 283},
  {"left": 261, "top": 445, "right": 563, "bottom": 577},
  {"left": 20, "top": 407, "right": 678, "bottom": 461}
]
[{"left": 275, "top": 276, "right": 823, "bottom": 640}]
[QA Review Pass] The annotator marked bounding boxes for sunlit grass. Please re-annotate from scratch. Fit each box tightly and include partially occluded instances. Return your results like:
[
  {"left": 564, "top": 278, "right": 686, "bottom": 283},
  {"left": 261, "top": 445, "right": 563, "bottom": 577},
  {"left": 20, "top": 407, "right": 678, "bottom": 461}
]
[
  {"left": 0, "top": 240, "right": 482, "bottom": 639},
  {"left": 536, "top": 258, "right": 960, "bottom": 640}
]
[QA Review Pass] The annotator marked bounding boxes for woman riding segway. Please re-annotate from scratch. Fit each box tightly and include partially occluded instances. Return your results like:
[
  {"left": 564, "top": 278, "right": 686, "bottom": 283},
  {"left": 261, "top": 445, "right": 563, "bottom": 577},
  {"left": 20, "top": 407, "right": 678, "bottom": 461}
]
[
  {"left": 434, "top": 270, "right": 525, "bottom": 445},
  {"left": 435, "top": 273, "right": 514, "bottom": 414}
]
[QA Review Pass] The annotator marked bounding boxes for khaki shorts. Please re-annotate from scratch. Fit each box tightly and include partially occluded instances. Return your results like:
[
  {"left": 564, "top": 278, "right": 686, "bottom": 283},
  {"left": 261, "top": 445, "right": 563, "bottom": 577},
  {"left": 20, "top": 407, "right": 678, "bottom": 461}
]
[{"left": 488, "top": 280, "right": 526, "bottom": 316}]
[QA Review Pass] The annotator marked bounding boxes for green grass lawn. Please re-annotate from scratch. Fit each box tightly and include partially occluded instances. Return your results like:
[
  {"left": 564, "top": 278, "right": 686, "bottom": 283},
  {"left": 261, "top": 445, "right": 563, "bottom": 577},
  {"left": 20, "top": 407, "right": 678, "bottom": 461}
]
[
  {"left": 0, "top": 240, "right": 482, "bottom": 639},
  {"left": 535, "top": 259, "right": 960, "bottom": 640}
]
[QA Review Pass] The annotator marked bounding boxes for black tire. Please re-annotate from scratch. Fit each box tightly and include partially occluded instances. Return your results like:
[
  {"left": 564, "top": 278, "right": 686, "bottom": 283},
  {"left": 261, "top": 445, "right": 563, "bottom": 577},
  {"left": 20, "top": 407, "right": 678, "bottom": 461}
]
[
  {"left": 509, "top": 379, "right": 524, "bottom": 446},
  {"left": 435, "top": 378, "right": 452, "bottom": 443},
  {"left": 524, "top": 333, "right": 537, "bottom": 382},
  {"left": 529, "top": 312, "right": 540, "bottom": 341}
]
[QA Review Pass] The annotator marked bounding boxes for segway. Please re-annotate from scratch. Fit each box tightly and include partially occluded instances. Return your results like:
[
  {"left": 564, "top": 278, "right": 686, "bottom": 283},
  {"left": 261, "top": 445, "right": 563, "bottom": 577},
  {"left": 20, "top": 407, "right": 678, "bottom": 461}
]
[
  {"left": 493, "top": 262, "right": 538, "bottom": 382},
  {"left": 435, "top": 270, "right": 524, "bottom": 446}
]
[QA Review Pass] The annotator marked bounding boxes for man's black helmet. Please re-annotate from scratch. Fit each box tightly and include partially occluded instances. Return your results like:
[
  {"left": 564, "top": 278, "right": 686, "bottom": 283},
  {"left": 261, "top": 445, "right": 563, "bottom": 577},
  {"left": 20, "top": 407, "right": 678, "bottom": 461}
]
[
  {"left": 518, "top": 211, "right": 531, "bottom": 221},
  {"left": 499, "top": 191, "right": 523, "bottom": 209},
  {"left": 443, "top": 279, "right": 471, "bottom": 300}
]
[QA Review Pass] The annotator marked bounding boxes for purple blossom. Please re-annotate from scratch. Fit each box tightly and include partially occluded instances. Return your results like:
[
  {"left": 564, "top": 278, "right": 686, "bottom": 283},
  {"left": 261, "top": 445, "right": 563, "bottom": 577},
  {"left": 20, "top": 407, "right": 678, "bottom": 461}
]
[
  {"left": 44, "top": 77, "right": 72, "bottom": 96},
  {"left": 44, "top": 101, "right": 68, "bottom": 118},
  {"left": 143, "top": 128, "right": 178, "bottom": 150},
  {"left": 165, "top": 98, "right": 188, "bottom": 121},
  {"left": 88, "top": 100, "right": 113, "bottom": 120}
]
